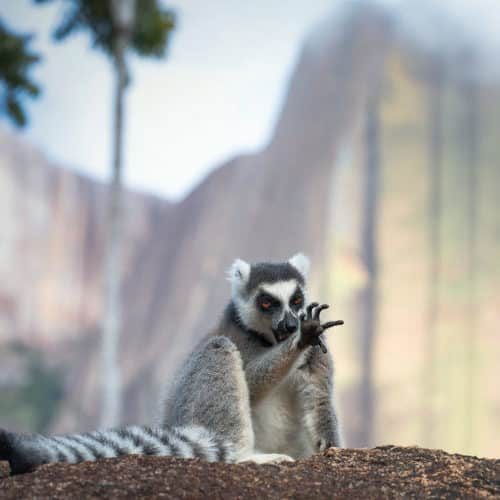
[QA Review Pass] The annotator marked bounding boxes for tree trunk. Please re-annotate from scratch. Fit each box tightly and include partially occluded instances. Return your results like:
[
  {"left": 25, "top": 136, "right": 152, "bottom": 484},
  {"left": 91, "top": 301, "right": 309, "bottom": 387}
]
[
  {"left": 358, "top": 90, "right": 381, "bottom": 447},
  {"left": 100, "top": 32, "right": 129, "bottom": 428},
  {"left": 422, "top": 57, "right": 445, "bottom": 447}
]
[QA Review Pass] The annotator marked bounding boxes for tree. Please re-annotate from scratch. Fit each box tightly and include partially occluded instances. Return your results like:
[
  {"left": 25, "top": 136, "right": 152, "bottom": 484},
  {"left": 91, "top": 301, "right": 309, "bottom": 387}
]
[
  {"left": 0, "top": 20, "right": 41, "bottom": 126},
  {"left": 36, "top": 0, "right": 175, "bottom": 427}
]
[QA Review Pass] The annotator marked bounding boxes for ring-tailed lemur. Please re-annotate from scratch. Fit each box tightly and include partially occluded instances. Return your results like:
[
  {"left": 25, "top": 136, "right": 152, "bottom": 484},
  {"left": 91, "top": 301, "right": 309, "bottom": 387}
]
[
  {"left": 0, "top": 254, "right": 343, "bottom": 474},
  {"left": 162, "top": 253, "right": 344, "bottom": 460}
]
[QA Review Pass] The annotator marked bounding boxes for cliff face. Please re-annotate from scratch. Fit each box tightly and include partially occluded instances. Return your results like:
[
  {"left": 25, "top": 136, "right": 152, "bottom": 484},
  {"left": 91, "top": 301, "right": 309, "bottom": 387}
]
[{"left": 0, "top": 131, "right": 169, "bottom": 348}]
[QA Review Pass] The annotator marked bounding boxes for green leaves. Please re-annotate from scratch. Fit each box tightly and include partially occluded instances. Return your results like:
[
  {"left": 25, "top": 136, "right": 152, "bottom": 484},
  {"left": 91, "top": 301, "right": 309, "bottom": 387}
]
[
  {"left": 132, "top": 1, "right": 176, "bottom": 57},
  {"left": 0, "top": 1, "right": 175, "bottom": 126},
  {"left": 0, "top": 22, "right": 41, "bottom": 127},
  {"left": 0, "top": 343, "right": 64, "bottom": 433},
  {"left": 37, "top": 0, "right": 176, "bottom": 59}
]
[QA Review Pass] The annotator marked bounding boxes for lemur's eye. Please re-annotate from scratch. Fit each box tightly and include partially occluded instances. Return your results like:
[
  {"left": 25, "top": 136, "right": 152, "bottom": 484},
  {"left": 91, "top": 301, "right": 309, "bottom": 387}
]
[
  {"left": 258, "top": 294, "right": 276, "bottom": 311},
  {"left": 291, "top": 293, "right": 303, "bottom": 307}
]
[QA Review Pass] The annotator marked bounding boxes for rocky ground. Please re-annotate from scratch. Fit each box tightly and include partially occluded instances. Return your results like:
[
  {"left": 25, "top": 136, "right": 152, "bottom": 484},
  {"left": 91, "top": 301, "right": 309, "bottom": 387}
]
[{"left": 0, "top": 446, "right": 498, "bottom": 499}]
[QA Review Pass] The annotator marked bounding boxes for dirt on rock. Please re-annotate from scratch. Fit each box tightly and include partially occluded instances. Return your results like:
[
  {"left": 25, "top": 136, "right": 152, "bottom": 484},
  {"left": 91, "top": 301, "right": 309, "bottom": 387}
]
[{"left": 0, "top": 446, "right": 498, "bottom": 499}]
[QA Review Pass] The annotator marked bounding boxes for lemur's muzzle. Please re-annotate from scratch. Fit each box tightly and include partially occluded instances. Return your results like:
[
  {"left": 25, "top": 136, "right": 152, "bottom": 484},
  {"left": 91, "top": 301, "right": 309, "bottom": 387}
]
[{"left": 274, "top": 311, "right": 298, "bottom": 342}]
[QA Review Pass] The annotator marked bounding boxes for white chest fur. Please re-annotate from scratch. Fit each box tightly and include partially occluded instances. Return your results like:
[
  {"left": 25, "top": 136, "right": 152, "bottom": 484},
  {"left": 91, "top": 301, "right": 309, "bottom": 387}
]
[{"left": 251, "top": 379, "right": 315, "bottom": 459}]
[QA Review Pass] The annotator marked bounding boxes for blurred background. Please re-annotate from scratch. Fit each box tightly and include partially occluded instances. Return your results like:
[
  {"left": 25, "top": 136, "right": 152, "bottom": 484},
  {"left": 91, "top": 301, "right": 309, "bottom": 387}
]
[{"left": 0, "top": 0, "right": 499, "bottom": 459}]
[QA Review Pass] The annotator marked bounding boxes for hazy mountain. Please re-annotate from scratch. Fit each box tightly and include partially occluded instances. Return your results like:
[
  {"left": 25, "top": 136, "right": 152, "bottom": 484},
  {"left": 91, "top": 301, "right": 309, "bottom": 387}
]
[{"left": 0, "top": 130, "right": 169, "bottom": 348}]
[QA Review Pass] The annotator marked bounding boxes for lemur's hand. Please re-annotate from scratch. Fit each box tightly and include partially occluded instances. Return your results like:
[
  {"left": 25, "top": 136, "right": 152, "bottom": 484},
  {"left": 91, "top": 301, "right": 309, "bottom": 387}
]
[{"left": 298, "top": 303, "right": 344, "bottom": 353}]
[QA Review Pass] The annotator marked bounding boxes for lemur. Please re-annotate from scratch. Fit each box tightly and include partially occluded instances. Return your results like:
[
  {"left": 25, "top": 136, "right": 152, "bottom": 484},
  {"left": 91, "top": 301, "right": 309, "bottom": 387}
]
[{"left": 0, "top": 254, "right": 343, "bottom": 474}]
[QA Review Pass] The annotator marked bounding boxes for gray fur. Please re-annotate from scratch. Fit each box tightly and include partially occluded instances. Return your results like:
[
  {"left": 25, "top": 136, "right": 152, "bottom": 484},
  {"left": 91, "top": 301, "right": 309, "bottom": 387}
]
[{"left": 162, "top": 336, "right": 253, "bottom": 462}]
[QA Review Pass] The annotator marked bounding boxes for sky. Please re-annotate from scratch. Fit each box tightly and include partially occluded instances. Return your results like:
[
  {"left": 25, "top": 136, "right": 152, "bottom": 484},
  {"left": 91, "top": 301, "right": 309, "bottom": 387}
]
[
  {"left": 2, "top": 0, "right": 500, "bottom": 200},
  {"left": 2, "top": 0, "right": 334, "bottom": 200}
]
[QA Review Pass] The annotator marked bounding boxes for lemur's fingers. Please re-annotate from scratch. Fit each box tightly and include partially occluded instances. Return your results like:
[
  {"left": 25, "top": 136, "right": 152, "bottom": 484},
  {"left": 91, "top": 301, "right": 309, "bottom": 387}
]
[
  {"left": 322, "top": 320, "right": 344, "bottom": 330},
  {"left": 318, "top": 339, "right": 328, "bottom": 354},
  {"left": 313, "top": 304, "right": 329, "bottom": 320},
  {"left": 306, "top": 303, "right": 319, "bottom": 319}
]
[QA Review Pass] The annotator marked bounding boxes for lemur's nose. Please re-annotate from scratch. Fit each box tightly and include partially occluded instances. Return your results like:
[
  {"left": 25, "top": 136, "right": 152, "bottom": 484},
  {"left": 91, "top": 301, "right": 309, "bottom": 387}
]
[{"left": 284, "top": 314, "right": 298, "bottom": 333}]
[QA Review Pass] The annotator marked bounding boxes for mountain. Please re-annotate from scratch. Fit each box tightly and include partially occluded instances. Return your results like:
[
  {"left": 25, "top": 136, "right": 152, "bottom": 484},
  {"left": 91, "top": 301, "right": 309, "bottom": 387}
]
[{"left": 0, "top": 131, "right": 169, "bottom": 348}]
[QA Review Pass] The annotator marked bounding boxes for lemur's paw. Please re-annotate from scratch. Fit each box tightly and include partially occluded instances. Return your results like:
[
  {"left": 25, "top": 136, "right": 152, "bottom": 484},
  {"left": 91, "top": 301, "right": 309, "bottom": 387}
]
[
  {"left": 317, "top": 438, "right": 337, "bottom": 452},
  {"left": 298, "top": 303, "right": 344, "bottom": 353},
  {"left": 239, "top": 453, "right": 295, "bottom": 465}
]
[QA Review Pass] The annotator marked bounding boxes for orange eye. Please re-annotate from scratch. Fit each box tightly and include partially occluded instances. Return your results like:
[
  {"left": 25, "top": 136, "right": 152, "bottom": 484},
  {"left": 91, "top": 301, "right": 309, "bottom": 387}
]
[
  {"left": 293, "top": 297, "right": 302, "bottom": 305},
  {"left": 261, "top": 301, "right": 271, "bottom": 310}
]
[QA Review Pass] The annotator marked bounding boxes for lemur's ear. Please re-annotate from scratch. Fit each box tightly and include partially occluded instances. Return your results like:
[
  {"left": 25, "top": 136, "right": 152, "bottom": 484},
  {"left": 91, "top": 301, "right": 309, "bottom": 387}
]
[
  {"left": 288, "top": 253, "right": 310, "bottom": 279},
  {"left": 227, "top": 258, "right": 251, "bottom": 294}
]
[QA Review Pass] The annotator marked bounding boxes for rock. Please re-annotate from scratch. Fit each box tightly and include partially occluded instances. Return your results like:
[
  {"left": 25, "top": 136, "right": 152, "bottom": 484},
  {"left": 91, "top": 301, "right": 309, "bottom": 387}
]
[{"left": 0, "top": 446, "right": 498, "bottom": 499}]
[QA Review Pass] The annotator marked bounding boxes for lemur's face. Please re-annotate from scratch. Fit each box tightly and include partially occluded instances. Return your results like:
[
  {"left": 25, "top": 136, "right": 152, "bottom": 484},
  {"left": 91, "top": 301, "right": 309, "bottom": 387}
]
[{"left": 228, "top": 253, "right": 309, "bottom": 345}]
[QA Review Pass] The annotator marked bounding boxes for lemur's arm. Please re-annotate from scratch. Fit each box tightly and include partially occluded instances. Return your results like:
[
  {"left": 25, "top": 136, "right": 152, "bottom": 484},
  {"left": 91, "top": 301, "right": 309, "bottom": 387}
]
[
  {"left": 244, "top": 334, "right": 303, "bottom": 404},
  {"left": 297, "top": 346, "right": 343, "bottom": 449},
  {"left": 244, "top": 303, "right": 343, "bottom": 404},
  {"left": 295, "top": 303, "right": 344, "bottom": 449}
]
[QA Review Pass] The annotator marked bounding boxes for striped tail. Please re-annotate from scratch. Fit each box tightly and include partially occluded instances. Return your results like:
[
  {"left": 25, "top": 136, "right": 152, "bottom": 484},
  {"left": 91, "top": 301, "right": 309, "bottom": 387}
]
[{"left": 0, "top": 425, "right": 233, "bottom": 475}]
